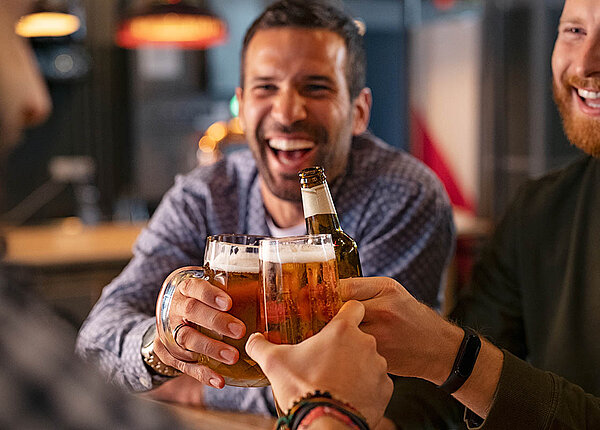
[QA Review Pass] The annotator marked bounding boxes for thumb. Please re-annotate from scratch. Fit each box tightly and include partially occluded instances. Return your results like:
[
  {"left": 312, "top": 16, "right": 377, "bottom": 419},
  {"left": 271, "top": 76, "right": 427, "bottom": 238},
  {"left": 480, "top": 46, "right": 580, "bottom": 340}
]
[
  {"left": 245, "top": 332, "right": 274, "bottom": 363},
  {"left": 331, "top": 300, "right": 365, "bottom": 327}
]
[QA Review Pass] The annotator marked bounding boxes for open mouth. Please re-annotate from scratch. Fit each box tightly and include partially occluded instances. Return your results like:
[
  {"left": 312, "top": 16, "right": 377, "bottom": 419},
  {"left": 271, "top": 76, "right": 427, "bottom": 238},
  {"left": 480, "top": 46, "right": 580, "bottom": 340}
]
[
  {"left": 577, "top": 88, "right": 600, "bottom": 109},
  {"left": 268, "top": 138, "right": 316, "bottom": 167}
]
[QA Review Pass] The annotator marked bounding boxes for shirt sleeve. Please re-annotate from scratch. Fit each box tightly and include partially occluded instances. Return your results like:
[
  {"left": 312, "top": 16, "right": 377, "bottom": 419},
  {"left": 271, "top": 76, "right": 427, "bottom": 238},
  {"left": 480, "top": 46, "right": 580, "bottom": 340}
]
[
  {"left": 75, "top": 178, "right": 209, "bottom": 392},
  {"left": 477, "top": 350, "right": 600, "bottom": 430}
]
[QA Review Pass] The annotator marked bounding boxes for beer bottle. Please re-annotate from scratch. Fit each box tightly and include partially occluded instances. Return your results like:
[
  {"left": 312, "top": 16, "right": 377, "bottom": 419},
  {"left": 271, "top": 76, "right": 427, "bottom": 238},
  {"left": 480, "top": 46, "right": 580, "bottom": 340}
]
[{"left": 298, "top": 166, "right": 362, "bottom": 278}]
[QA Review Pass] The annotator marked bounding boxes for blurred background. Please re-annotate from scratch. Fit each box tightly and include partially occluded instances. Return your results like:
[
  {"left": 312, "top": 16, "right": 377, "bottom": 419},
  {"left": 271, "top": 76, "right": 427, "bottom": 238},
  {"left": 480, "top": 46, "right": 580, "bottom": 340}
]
[{"left": 2, "top": 0, "right": 578, "bottom": 324}]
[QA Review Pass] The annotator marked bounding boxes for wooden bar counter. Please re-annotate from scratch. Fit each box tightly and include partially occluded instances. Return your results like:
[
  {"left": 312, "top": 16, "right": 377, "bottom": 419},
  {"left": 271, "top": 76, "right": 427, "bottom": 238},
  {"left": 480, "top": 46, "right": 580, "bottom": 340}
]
[{"left": 2, "top": 218, "right": 145, "bottom": 326}]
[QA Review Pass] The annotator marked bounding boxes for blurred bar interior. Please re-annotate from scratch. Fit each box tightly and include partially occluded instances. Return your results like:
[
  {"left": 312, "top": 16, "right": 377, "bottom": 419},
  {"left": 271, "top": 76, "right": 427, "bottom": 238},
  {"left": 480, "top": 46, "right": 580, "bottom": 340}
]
[{"left": 2, "top": 0, "right": 578, "bottom": 325}]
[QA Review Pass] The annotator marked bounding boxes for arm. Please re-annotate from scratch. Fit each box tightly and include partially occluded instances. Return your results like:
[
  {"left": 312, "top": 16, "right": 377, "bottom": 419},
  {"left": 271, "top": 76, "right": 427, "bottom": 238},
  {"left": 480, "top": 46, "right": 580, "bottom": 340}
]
[
  {"left": 341, "top": 277, "right": 600, "bottom": 429},
  {"left": 75, "top": 180, "right": 209, "bottom": 391},
  {"left": 76, "top": 173, "right": 275, "bottom": 413}
]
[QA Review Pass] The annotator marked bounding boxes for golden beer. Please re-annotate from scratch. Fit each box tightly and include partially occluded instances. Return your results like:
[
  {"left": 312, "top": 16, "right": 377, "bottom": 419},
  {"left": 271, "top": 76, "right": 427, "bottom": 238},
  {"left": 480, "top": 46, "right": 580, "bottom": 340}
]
[
  {"left": 197, "top": 235, "right": 269, "bottom": 387},
  {"left": 260, "top": 235, "right": 341, "bottom": 344}
]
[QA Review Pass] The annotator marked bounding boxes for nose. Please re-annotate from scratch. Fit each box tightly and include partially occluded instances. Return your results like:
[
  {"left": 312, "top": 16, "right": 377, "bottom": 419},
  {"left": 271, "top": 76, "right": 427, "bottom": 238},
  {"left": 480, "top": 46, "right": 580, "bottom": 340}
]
[
  {"left": 575, "top": 33, "right": 600, "bottom": 78},
  {"left": 270, "top": 86, "right": 307, "bottom": 126}
]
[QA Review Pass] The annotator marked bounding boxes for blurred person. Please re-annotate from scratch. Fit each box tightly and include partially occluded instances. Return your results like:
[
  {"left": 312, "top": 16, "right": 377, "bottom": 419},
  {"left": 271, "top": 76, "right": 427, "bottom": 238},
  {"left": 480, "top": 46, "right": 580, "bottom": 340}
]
[
  {"left": 76, "top": 0, "right": 454, "bottom": 423},
  {"left": 0, "top": 1, "right": 191, "bottom": 428},
  {"left": 248, "top": 276, "right": 599, "bottom": 429}
]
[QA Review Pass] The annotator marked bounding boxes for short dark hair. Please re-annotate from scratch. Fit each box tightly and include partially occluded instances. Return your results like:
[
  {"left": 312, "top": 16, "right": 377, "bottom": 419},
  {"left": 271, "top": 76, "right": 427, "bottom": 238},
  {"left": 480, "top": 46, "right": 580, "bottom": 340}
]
[{"left": 240, "top": 0, "right": 366, "bottom": 100}]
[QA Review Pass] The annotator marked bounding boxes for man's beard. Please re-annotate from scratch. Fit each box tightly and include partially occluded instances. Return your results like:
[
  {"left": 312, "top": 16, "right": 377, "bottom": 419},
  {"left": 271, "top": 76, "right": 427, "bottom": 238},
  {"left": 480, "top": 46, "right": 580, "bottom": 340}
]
[
  {"left": 553, "top": 77, "right": 600, "bottom": 157},
  {"left": 252, "top": 122, "right": 331, "bottom": 203}
]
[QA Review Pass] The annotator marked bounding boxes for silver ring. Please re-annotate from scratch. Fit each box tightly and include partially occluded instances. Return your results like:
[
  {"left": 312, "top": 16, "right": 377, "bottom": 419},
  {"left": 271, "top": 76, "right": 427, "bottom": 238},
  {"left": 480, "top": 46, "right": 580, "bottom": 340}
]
[{"left": 172, "top": 323, "right": 187, "bottom": 349}]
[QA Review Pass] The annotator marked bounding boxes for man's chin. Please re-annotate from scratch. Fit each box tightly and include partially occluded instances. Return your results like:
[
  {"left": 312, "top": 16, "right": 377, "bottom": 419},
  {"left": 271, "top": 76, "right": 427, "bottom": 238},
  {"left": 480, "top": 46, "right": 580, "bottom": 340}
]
[{"left": 563, "top": 116, "right": 600, "bottom": 158}]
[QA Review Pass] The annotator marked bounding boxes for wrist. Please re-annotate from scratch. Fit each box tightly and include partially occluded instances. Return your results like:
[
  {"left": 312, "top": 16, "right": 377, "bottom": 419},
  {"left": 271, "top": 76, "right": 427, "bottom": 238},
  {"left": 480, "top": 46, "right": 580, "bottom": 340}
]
[{"left": 427, "top": 322, "right": 465, "bottom": 385}]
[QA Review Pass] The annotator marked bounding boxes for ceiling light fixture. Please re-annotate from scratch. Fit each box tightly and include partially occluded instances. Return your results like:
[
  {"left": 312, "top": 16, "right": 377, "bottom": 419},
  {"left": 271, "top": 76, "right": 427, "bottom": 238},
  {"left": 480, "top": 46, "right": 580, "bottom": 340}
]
[
  {"left": 116, "top": 0, "right": 228, "bottom": 50},
  {"left": 15, "top": 0, "right": 81, "bottom": 38}
]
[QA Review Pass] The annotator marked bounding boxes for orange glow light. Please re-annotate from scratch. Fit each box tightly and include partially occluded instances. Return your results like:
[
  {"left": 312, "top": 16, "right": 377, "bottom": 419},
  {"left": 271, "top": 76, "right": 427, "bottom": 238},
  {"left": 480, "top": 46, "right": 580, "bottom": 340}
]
[
  {"left": 16, "top": 12, "right": 81, "bottom": 38},
  {"left": 198, "top": 135, "right": 217, "bottom": 153},
  {"left": 117, "top": 13, "right": 227, "bottom": 49},
  {"left": 206, "top": 121, "right": 228, "bottom": 142}
]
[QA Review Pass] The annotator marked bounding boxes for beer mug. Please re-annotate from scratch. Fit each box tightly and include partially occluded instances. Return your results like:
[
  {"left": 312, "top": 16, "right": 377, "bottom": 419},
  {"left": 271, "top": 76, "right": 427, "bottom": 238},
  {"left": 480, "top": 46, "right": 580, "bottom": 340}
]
[
  {"left": 259, "top": 234, "right": 342, "bottom": 345},
  {"left": 157, "top": 234, "right": 269, "bottom": 387}
]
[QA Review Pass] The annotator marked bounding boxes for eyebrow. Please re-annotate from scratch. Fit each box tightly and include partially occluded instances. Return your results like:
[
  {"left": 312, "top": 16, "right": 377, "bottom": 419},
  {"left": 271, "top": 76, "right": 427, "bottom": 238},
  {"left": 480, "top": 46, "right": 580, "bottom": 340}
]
[{"left": 558, "top": 17, "right": 585, "bottom": 27}]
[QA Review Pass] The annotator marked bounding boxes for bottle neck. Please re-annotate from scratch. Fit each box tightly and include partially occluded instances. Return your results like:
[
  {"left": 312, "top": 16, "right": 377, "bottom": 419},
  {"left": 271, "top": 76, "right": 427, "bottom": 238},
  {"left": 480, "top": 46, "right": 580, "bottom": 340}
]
[{"left": 302, "top": 183, "right": 342, "bottom": 234}]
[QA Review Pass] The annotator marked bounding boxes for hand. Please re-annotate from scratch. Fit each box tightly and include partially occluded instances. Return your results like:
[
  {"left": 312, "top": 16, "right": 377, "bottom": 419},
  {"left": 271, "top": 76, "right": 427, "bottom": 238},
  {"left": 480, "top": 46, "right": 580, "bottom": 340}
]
[
  {"left": 339, "top": 277, "right": 463, "bottom": 385},
  {"left": 154, "top": 267, "right": 247, "bottom": 388},
  {"left": 139, "top": 374, "right": 204, "bottom": 406},
  {"left": 246, "top": 300, "right": 393, "bottom": 428}
]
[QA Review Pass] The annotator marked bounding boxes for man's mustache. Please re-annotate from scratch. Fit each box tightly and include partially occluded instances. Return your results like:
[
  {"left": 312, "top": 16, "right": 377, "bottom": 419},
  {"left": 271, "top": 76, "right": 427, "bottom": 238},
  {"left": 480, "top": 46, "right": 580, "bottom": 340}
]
[{"left": 567, "top": 75, "right": 600, "bottom": 91}]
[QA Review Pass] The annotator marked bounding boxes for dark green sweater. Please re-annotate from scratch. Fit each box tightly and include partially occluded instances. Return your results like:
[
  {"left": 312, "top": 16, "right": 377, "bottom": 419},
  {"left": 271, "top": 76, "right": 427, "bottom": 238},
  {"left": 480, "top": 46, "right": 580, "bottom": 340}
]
[{"left": 452, "top": 155, "right": 600, "bottom": 428}]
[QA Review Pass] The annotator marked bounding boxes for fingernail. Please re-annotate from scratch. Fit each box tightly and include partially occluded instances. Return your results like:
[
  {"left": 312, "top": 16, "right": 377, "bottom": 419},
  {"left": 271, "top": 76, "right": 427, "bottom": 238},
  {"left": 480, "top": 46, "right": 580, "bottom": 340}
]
[
  {"left": 215, "top": 296, "right": 229, "bottom": 310},
  {"left": 209, "top": 378, "right": 222, "bottom": 388},
  {"left": 220, "top": 349, "right": 236, "bottom": 363},
  {"left": 228, "top": 322, "right": 244, "bottom": 338}
]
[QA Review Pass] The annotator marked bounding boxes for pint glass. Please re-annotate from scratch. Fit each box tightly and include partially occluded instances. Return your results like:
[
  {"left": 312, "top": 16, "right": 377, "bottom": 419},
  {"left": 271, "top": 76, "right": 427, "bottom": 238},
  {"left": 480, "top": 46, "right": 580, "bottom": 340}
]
[
  {"left": 157, "top": 234, "right": 269, "bottom": 387},
  {"left": 259, "top": 234, "right": 342, "bottom": 345}
]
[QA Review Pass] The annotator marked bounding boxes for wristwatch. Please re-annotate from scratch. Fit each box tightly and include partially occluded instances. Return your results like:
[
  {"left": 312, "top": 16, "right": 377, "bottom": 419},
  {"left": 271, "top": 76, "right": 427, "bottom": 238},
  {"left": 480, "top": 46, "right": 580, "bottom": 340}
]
[
  {"left": 141, "top": 324, "right": 182, "bottom": 378},
  {"left": 438, "top": 327, "right": 481, "bottom": 394}
]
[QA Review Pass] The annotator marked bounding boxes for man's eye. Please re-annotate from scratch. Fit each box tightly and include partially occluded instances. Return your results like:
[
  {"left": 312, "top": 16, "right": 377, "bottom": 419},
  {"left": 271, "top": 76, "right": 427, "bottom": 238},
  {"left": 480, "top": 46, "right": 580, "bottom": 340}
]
[
  {"left": 561, "top": 26, "right": 585, "bottom": 36},
  {"left": 255, "top": 84, "right": 277, "bottom": 92},
  {"left": 305, "top": 84, "right": 331, "bottom": 93}
]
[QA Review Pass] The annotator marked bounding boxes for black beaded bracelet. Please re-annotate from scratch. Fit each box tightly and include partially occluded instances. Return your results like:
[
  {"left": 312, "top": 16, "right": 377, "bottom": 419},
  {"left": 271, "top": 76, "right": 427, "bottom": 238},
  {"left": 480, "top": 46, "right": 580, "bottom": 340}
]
[{"left": 275, "top": 391, "right": 369, "bottom": 430}]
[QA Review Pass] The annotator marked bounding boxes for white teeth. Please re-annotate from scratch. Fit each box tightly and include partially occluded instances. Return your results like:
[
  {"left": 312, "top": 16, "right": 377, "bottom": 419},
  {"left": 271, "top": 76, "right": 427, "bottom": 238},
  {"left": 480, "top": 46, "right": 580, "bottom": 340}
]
[
  {"left": 578, "top": 88, "right": 600, "bottom": 99},
  {"left": 269, "top": 138, "right": 315, "bottom": 151},
  {"left": 586, "top": 100, "right": 600, "bottom": 108}
]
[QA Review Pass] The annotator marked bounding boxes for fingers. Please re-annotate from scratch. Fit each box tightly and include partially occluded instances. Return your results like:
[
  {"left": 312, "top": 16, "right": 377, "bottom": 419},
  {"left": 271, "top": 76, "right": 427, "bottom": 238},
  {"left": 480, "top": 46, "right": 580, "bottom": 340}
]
[
  {"left": 178, "top": 276, "right": 232, "bottom": 312},
  {"left": 339, "top": 277, "right": 403, "bottom": 302},
  {"left": 339, "top": 277, "right": 381, "bottom": 301},
  {"left": 175, "top": 324, "right": 239, "bottom": 365},
  {"left": 153, "top": 336, "right": 226, "bottom": 389},
  {"left": 331, "top": 300, "right": 365, "bottom": 326},
  {"left": 245, "top": 332, "right": 273, "bottom": 365},
  {"left": 171, "top": 297, "right": 245, "bottom": 339}
]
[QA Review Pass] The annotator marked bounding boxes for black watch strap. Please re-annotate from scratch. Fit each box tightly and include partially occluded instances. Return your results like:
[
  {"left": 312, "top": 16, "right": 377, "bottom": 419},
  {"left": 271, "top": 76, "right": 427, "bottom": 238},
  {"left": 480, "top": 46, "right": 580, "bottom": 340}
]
[{"left": 438, "top": 327, "right": 481, "bottom": 394}]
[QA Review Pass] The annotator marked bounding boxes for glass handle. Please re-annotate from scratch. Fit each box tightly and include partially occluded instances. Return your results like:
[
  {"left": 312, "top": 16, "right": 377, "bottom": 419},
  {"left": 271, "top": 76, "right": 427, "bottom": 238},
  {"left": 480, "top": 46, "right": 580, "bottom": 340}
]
[{"left": 155, "top": 266, "right": 208, "bottom": 357}]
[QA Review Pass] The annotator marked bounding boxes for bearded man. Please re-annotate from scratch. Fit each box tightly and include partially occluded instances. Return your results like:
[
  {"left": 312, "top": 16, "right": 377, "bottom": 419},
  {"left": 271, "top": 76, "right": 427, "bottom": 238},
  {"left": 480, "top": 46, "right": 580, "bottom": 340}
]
[{"left": 451, "top": 0, "right": 600, "bottom": 406}]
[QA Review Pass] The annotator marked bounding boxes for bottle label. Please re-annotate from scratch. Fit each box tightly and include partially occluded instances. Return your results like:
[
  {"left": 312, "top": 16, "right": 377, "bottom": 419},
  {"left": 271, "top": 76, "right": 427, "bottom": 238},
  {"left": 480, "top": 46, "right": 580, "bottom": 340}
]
[{"left": 301, "top": 184, "right": 336, "bottom": 218}]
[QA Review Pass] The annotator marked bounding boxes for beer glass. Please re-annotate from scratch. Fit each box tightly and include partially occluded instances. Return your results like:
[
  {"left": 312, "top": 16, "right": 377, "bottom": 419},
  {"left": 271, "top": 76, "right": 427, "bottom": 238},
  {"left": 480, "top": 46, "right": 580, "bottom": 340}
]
[
  {"left": 157, "top": 234, "right": 269, "bottom": 387},
  {"left": 259, "top": 234, "right": 342, "bottom": 345}
]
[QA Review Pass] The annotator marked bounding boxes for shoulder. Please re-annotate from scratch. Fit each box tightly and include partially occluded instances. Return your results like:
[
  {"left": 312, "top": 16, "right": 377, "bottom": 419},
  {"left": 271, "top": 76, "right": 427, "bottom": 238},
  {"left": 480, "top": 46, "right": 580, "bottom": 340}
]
[
  {"left": 347, "top": 134, "right": 450, "bottom": 207},
  {"left": 509, "top": 155, "right": 594, "bottom": 217},
  {"left": 169, "top": 149, "right": 257, "bottom": 198}
]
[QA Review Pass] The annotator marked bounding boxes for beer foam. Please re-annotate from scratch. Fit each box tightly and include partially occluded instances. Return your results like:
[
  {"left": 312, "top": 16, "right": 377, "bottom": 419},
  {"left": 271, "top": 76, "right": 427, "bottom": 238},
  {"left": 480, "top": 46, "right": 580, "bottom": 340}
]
[
  {"left": 209, "top": 251, "right": 259, "bottom": 273},
  {"left": 260, "top": 244, "right": 335, "bottom": 263}
]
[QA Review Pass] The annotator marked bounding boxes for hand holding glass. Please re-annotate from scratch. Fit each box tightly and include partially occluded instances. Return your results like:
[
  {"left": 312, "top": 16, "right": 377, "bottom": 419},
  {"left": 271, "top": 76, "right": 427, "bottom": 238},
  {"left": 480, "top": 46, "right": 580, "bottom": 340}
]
[{"left": 156, "top": 234, "right": 269, "bottom": 387}]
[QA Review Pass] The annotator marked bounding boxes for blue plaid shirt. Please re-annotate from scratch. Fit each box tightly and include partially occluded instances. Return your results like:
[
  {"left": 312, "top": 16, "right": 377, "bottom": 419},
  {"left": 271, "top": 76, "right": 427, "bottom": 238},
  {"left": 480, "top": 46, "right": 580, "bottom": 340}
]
[{"left": 76, "top": 133, "right": 454, "bottom": 414}]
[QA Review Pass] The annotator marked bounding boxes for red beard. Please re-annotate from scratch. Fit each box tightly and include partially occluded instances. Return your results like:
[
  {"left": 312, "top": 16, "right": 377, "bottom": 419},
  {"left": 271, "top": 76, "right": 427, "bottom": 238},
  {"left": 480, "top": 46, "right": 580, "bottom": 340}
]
[{"left": 553, "top": 75, "right": 600, "bottom": 157}]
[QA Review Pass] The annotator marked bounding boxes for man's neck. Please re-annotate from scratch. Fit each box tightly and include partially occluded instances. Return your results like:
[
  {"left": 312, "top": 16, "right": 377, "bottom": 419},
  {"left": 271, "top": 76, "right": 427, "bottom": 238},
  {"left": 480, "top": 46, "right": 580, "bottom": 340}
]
[{"left": 260, "top": 181, "right": 304, "bottom": 228}]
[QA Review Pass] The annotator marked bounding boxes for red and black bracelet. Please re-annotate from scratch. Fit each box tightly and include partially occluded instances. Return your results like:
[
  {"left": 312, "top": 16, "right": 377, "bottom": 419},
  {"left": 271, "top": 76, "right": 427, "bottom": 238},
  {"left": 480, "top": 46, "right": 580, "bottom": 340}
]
[{"left": 275, "top": 391, "right": 369, "bottom": 430}]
